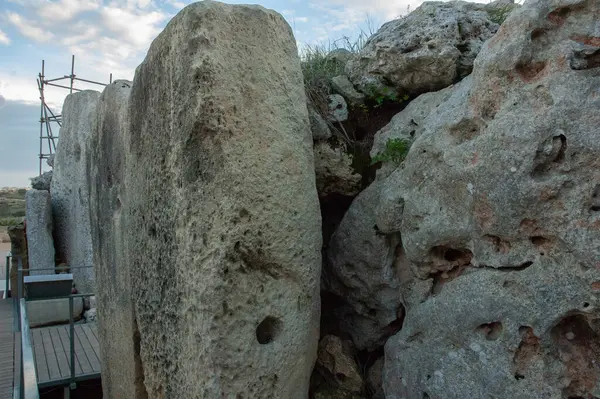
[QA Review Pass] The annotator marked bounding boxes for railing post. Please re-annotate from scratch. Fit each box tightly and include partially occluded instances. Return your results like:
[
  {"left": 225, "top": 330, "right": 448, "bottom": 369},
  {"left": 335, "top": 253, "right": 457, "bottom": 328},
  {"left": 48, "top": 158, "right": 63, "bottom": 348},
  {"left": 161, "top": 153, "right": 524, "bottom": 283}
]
[
  {"left": 4, "top": 253, "right": 9, "bottom": 299},
  {"left": 17, "top": 258, "right": 23, "bottom": 330},
  {"left": 69, "top": 295, "right": 75, "bottom": 387}
]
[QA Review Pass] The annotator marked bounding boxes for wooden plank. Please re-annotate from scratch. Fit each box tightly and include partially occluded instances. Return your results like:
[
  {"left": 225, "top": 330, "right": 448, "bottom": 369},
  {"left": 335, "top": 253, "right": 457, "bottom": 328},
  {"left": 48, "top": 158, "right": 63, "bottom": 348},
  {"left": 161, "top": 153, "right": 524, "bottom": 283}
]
[
  {"left": 79, "top": 324, "right": 101, "bottom": 372},
  {"left": 71, "top": 326, "right": 93, "bottom": 375},
  {"left": 40, "top": 328, "right": 60, "bottom": 382},
  {"left": 56, "top": 326, "right": 84, "bottom": 377},
  {"left": 30, "top": 329, "right": 49, "bottom": 384},
  {"left": 48, "top": 327, "right": 70, "bottom": 379},
  {"left": 0, "top": 299, "right": 15, "bottom": 397}
]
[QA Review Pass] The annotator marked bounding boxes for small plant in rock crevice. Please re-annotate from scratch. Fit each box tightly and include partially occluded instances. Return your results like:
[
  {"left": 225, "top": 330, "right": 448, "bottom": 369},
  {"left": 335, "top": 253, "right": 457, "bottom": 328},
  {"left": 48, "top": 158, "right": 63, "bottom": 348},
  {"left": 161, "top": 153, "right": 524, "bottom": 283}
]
[
  {"left": 486, "top": 4, "right": 518, "bottom": 25},
  {"left": 371, "top": 138, "right": 412, "bottom": 165}
]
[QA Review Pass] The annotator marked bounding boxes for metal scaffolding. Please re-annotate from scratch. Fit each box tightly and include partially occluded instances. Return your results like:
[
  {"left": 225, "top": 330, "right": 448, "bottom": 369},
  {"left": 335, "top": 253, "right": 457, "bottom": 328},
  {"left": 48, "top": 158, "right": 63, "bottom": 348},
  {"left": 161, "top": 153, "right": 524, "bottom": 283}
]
[{"left": 37, "top": 55, "right": 112, "bottom": 175}]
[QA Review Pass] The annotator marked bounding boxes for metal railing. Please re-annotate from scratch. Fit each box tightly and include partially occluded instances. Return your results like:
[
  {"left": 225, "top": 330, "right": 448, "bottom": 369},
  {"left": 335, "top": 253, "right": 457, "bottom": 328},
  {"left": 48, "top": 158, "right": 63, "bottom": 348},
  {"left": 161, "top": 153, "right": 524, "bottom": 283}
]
[
  {"left": 19, "top": 299, "right": 39, "bottom": 399},
  {"left": 16, "top": 265, "right": 96, "bottom": 396}
]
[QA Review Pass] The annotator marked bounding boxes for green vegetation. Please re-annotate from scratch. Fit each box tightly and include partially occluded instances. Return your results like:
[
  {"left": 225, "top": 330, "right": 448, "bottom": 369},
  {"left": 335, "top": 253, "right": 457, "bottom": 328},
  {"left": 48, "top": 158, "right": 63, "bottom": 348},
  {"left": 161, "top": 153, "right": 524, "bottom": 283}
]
[
  {"left": 299, "top": 19, "right": 376, "bottom": 144},
  {"left": 486, "top": 4, "right": 517, "bottom": 25},
  {"left": 0, "top": 189, "right": 26, "bottom": 227},
  {"left": 371, "top": 138, "right": 412, "bottom": 165}
]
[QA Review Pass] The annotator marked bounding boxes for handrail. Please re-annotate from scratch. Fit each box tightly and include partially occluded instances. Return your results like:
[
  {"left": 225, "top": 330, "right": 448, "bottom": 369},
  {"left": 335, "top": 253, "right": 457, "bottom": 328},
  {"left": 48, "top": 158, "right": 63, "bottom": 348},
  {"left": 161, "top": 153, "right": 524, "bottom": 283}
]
[
  {"left": 19, "top": 298, "right": 39, "bottom": 399},
  {"left": 4, "top": 252, "right": 10, "bottom": 299}
]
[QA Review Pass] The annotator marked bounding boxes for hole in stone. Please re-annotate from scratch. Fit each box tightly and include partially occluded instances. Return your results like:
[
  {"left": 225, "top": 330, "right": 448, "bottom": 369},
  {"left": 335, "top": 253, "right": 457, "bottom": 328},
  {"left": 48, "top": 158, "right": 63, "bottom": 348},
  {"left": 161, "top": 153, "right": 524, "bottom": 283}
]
[
  {"left": 335, "top": 373, "right": 347, "bottom": 381},
  {"left": 256, "top": 316, "right": 282, "bottom": 344},
  {"left": 445, "top": 248, "right": 469, "bottom": 262},
  {"left": 583, "top": 302, "right": 590, "bottom": 309},
  {"left": 591, "top": 185, "right": 600, "bottom": 212},
  {"left": 530, "top": 236, "right": 549, "bottom": 246},
  {"left": 423, "top": 393, "right": 431, "bottom": 399},
  {"left": 551, "top": 314, "right": 600, "bottom": 397},
  {"left": 477, "top": 321, "right": 503, "bottom": 340},
  {"left": 514, "top": 373, "right": 525, "bottom": 380}
]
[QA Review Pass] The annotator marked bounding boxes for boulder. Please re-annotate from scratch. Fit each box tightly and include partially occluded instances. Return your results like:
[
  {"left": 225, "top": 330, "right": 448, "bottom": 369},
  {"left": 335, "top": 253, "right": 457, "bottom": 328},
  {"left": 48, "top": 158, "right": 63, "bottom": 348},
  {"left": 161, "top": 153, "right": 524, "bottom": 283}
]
[
  {"left": 51, "top": 90, "right": 100, "bottom": 293},
  {"left": 327, "top": 94, "right": 348, "bottom": 123},
  {"left": 325, "top": 178, "right": 429, "bottom": 351},
  {"left": 25, "top": 189, "right": 54, "bottom": 275},
  {"left": 309, "top": 105, "right": 332, "bottom": 141},
  {"left": 30, "top": 171, "right": 53, "bottom": 191},
  {"left": 314, "top": 142, "right": 362, "bottom": 198},
  {"left": 84, "top": 308, "right": 97, "bottom": 323},
  {"left": 331, "top": 75, "right": 365, "bottom": 105},
  {"left": 314, "top": 335, "right": 363, "bottom": 394},
  {"left": 87, "top": 80, "right": 145, "bottom": 399},
  {"left": 122, "top": 2, "right": 322, "bottom": 397},
  {"left": 346, "top": 1, "right": 498, "bottom": 98},
  {"left": 327, "top": 48, "right": 352, "bottom": 66},
  {"left": 46, "top": 154, "right": 55, "bottom": 168},
  {"left": 367, "top": 358, "right": 384, "bottom": 398},
  {"left": 26, "top": 297, "right": 84, "bottom": 328},
  {"left": 381, "top": 0, "right": 600, "bottom": 397}
]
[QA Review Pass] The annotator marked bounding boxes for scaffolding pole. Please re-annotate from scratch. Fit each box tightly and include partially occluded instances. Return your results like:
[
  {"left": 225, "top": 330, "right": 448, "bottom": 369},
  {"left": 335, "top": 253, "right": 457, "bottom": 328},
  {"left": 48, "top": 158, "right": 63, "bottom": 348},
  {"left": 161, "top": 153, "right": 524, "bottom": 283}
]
[{"left": 36, "top": 55, "right": 111, "bottom": 175}]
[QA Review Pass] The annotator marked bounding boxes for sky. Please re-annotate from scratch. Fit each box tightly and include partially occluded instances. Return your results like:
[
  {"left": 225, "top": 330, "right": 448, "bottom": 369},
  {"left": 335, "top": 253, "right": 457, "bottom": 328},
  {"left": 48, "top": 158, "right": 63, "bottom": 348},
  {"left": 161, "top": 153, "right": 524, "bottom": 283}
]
[{"left": 0, "top": 0, "right": 436, "bottom": 188}]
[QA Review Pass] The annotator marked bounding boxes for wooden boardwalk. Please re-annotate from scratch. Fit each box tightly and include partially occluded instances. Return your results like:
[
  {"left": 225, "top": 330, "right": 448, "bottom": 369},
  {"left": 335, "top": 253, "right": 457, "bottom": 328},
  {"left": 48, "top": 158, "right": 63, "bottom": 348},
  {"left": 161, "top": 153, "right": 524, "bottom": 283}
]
[
  {"left": 30, "top": 323, "right": 100, "bottom": 387},
  {"left": 0, "top": 299, "right": 17, "bottom": 399}
]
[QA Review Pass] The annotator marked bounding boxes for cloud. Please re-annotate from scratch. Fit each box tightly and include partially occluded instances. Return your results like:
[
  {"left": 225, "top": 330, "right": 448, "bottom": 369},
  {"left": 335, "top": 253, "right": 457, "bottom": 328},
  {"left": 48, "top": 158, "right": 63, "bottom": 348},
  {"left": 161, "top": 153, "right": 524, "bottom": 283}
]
[
  {"left": 100, "top": 7, "right": 167, "bottom": 48},
  {"left": 37, "top": 0, "right": 100, "bottom": 23},
  {"left": 0, "top": 94, "right": 5, "bottom": 108},
  {"left": 0, "top": 29, "right": 9, "bottom": 45},
  {"left": 6, "top": 12, "right": 55, "bottom": 42},
  {"left": 295, "top": 17, "right": 309, "bottom": 23}
]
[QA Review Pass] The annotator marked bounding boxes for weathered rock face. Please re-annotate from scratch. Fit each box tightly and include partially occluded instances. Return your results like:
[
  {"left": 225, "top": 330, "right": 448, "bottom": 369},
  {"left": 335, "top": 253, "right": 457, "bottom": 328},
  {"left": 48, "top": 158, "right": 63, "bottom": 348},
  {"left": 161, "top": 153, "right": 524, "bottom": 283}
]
[
  {"left": 325, "top": 178, "right": 428, "bottom": 351},
  {"left": 379, "top": 0, "right": 600, "bottom": 397},
  {"left": 346, "top": 1, "right": 498, "bottom": 97},
  {"left": 30, "top": 171, "right": 53, "bottom": 191},
  {"left": 51, "top": 90, "right": 100, "bottom": 293},
  {"left": 314, "top": 142, "right": 362, "bottom": 199},
  {"left": 313, "top": 335, "right": 364, "bottom": 396},
  {"left": 123, "top": 2, "right": 321, "bottom": 397},
  {"left": 309, "top": 106, "right": 332, "bottom": 141},
  {"left": 87, "top": 80, "right": 146, "bottom": 399},
  {"left": 25, "top": 189, "right": 54, "bottom": 275}
]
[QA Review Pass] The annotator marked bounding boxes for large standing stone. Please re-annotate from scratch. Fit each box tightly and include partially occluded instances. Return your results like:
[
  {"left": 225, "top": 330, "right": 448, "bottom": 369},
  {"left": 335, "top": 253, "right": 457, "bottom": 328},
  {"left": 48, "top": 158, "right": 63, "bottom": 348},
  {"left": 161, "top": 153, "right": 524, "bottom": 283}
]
[
  {"left": 123, "top": 2, "right": 321, "bottom": 397},
  {"left": 346, "top": 1, "right": 499, "bottom": 98},
  {"left": 51, "top": 90, "right": 100, "bottom": 293},
  {"left": 87, "top": 80, "right": 147, "bottom": 399},
  {"left": 380, "top": 0, "right": 600, "bottom": 397},
  {"left": 25, "top": 189, "right": 54, "bottom": 276}
]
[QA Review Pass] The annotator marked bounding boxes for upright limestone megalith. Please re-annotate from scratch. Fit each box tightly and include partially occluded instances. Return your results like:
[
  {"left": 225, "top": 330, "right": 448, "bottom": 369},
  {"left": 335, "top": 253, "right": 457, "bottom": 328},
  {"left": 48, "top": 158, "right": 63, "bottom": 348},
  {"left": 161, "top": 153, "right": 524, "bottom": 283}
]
[
  {"left": 25, "top": 189, "right": 54, "bottom": 276},
  {"left": 51, "top": 90, "right": 100, "bottom": 293},
  {"left": 122, "top": 2, "right": 321, "bottom": 397},
  {"left": 87, "top": 81, "right": 147, "bottom": 399}
]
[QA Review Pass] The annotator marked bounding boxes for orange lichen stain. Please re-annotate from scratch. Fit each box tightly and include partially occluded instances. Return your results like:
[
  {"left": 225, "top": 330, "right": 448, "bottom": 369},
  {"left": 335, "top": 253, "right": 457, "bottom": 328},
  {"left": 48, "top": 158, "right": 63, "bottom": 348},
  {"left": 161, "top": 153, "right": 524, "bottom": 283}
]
[
  {"left": 471, "top": 152, "right": 479, "bottom": 166},
  {"left": 591, "top": 281, "right": 600, "bottom": 291}
]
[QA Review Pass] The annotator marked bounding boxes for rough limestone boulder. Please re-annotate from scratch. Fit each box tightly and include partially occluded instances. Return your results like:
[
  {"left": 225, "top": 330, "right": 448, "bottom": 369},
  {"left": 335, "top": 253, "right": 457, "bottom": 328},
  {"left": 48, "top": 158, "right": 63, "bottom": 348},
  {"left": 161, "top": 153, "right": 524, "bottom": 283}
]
[
  {"left": 325, "top": 178, "right": 431, "bottom": 351},
  {"left": 346, "top": 1, "right": 499, "bottom": 97},
  {"left": 30, "top": 171, "right": 53, "bottom": 191},
  {"left": 87, "top": 80, "right": 146, "bottom": 399},
  {"left": 314, "top": 142, "right": 362, "bottom": 199},
  {"left": 51, "top": 90, "right": 99, "bottom": 293},
  {"left": 380, "top": 0, "right": 600, "bottom": 397},
  {"left": 309, "top": 105, "right": 332, "bottom": 141},
  {"left": 123, "top": 2, "right": 321, "bottom": 397},
  {"left": 25, "top": 189, "right": 54, "bottom": 275},
  {"left": 312, "top": 335, "right": 364, "bottom": 397}
]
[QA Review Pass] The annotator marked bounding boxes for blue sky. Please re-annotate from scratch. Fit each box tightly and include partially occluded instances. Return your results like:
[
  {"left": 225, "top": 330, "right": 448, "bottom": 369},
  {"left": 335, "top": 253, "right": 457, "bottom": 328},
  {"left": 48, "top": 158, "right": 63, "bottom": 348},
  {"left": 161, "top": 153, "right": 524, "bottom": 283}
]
[{"left": 0, "top": 0, "right": 432, "bottom": 187}]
